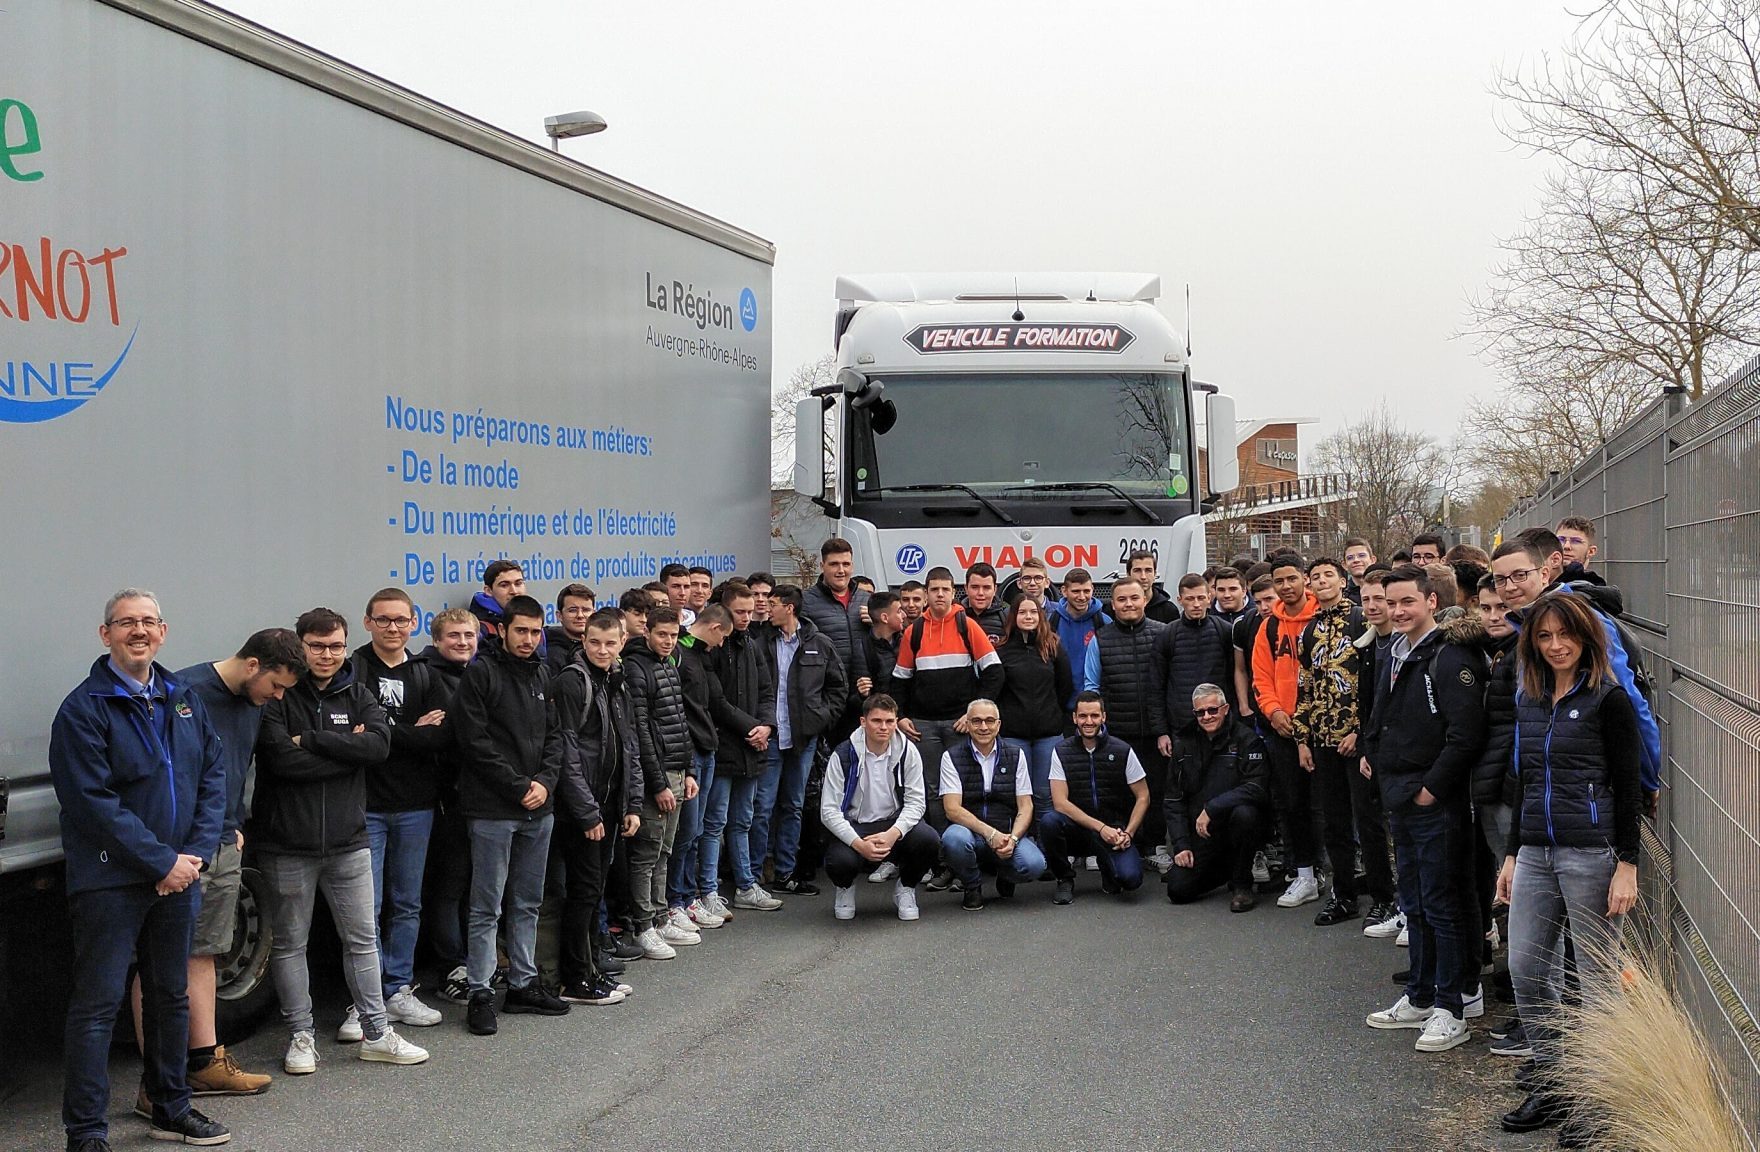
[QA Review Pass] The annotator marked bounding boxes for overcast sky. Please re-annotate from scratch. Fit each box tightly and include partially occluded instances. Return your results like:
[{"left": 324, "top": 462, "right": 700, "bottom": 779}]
[{"left": 229, "top": 0, "right": 1584, "bottom": 454}]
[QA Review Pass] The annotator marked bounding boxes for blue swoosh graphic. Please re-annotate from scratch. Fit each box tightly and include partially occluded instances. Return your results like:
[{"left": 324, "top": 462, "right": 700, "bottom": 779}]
[{"left": 0, "top": 323, "right": 139, "bottom": 424}]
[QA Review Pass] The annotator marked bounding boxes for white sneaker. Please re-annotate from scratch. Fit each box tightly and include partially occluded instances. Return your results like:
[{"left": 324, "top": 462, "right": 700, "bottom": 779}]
[
  {"left": 1486, "top": 921, "right": 1502, "bottom": 950},
  {"left": 685, "top": 900, "right": 724, "bottom": 929},
  {"left": 893, "top": 880, "right": 920, "bottom": 922},
  {"left": 834, "top": 885, "right": 857, "bottom": 920},
  {"left": 636, "top": 927, "right": 677, "bottom": 960},
  {"left": 358, "top": 1026, "right": 430, "bottom": 1065},
  {"left": 1396, "top": 925, "right": 1410, "bottom": 947},
  {"left": 385, "top": 986, "right": 442, "bottom": 1027},
  {"left": 1083, "top": 856, "right": 1099, "bottom": 871},
  {"left": 734, "top": 884, "right": 783, "bottom": 911},
  {"left": 1462, "top": 985, "right": 1485, "bottom": 1020},
  {"left": 705, "top": 893, "right": 734, "bottom": 920},
  {"left": 1147, "top": 847, "right": 1175, "bottom": 875},
  {"left": 336, "top": 1005, "right": 363, "bottom": 1043},
  {"left": 284, "top": 1030, "right": 317, "bottom": 1075},
  {"left": 1251, "top": 851, "right": 1272, "bottom": 885},
  {"left": 1414, "top": 1008, "right": 1470, "bottom": 1052},
  {"left": 1276, "top": 875, "right": 1321, "bottom": 908},
  {"left": 1364, "top": 910, "right": 1406, "bottom": 939},
  {"left": 1366, "top": 995, "right": 1433, "bottom": 1030},
  {"left": 868, "top": 862, "right": 898, "bottom": 884},
  {"left": 659, "top": 919, "right": 701, "bottom": 947}
]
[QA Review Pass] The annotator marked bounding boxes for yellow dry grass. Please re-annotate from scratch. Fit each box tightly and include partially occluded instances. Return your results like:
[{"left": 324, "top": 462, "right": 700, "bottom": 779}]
[{"left": 1551, "top": 934, "right": 1749, "bottom": 1152}]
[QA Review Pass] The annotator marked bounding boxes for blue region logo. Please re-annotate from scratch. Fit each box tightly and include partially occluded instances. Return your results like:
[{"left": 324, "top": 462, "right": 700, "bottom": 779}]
[
  {"left": 0, "top": 324, "right": 139, "bottom": 424},
  {"left": 895, "top": 543, "right": 926, "bottom": 575},
  {"left": 739, "top": 287, "right": 758, "bottom": 333}
]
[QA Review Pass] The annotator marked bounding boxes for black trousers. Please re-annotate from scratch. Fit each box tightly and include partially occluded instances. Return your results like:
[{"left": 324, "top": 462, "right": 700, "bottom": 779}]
[
  {"left": 1311, "top": 745, "right": 1395, "bottom": 904},
  {"left": 1264, "top": 732, "right": 1317, "bottom": 869},
  {"left": 556, "top": 816, "right": 615, "bottom": 986},
  {"left": 796, "top": 706, "right": 861, "bottom": 880},
  {"left": 1122, "top": 733, "right": 1168, "bottom": 854},
  {"left": 823, "top": 819, "right": 941, "bottom": 888},
  {"left": 1166, "top": 803, "right": 1265, "bottom": 902}
]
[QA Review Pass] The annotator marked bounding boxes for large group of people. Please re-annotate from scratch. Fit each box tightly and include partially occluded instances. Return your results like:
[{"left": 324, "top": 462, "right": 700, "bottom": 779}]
[{"left": 49, "top": 522, "right": 1656, "bottom": 1150}]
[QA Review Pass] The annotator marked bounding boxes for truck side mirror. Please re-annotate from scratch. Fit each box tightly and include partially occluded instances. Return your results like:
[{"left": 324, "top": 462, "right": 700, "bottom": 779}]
[
  {"left": 793, "top": 396, "right": 825, "bottom": 499},
  {"left": 1205, "top": 392, "right": 1239, "bottom": 495}
]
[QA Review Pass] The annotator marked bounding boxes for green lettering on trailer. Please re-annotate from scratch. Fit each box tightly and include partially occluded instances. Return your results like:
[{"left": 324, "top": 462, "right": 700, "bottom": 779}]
[{"left": 1, "top": 99, "right": 44, "bottom": 182}]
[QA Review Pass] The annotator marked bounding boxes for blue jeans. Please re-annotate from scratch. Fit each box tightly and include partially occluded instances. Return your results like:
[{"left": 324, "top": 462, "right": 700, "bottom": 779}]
[
  {"left": 942, "top": 823, "right": 1049, "bottom": 887},
  {"left": 1022, "top": 736, "right": 1061, "bottom": 820},
  {"left": 367, "top": 808, "right": 434, "bottom": 996},
  {"left": 750, "top": 739, "right": 817, "bottom": 878},
  {"left": 669, "top": 752, "right": 714, "bottom": 907},
  {"left": 1038, "top": 811, "right": 1145, "bottom": 890},
  {"left": 63, "top": 882, "right": 197, "bottom": 1142},
  {"left": 1510, "top": 843, "right": 1624, "bottom": 1066},
  {"left": 1383, "top": 782, "right": 1472, "bottom": 1016},
  {"left": 466, "top": 814, "right": 553, "bottom": 992},
  {"left": 700, "top": 771, "right": 759, "bottom": 893}
]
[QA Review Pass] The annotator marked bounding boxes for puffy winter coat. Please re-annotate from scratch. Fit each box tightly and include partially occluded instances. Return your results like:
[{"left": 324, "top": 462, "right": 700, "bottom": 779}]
[
  {"left": 1089, "top": 616, "right": 1166, "bottom": 740},
  {"left": 622, "top": 638, "right": 692, "bottom": 781}
]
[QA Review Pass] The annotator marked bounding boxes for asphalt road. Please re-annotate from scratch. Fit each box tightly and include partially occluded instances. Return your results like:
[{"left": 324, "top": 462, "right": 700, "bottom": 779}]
[{"left": 1, "top": 876, "right": 1552, "bottom": 1152}]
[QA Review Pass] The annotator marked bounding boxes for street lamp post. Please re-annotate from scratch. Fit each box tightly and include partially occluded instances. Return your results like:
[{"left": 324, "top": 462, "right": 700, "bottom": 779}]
[{"left": 544, "top": 110, "right": 608, "bottom": 151}]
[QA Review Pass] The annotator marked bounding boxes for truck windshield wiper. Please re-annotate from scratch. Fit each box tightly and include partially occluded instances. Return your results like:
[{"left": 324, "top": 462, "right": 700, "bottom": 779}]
[
  {"left": 869, "top": 484, "right": 1017, "bottom": 525},
  {"left": 1011, "top": 482, "right": 1163, "bottom": 525}
]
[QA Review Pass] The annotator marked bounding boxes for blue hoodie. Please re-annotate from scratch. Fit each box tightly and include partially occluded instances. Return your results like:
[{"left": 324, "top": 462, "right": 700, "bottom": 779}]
[
  {"left": 50, "top": 657, "right": 228, "bottom": 893},
  {"left": 1046, "top": 598, "right": 1110, "bottom": 708}
]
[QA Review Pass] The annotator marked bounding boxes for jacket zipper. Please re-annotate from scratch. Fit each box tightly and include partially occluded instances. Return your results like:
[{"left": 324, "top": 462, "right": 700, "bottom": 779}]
[
  {"left": 146, "top": 695, "right": 176, "bottom": 828},
  {"left": 1543, "top": 703, "right": 1557, "bottom": 845},
  {"left": 1588, "top": 782, "right": 1599, "bottom": 826}
]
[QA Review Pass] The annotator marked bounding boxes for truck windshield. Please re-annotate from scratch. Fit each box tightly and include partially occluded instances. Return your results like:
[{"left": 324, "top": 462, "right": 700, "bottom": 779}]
[{"left": 847, "top": 371, "right": 1190, "bottom": 497}]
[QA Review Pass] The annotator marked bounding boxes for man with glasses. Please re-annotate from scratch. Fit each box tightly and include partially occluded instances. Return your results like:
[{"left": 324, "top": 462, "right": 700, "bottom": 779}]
[
  {"left": 1554, "top": 517, "right": 1601, "bottom": 583},
  {"left": 1012, "top": 558, "right": 1051, "bottom": 606},
  {"left": 347, "top": 589, "right": 450, "bottom": 1040},
  {"left": 546, "top": 583, "right": 596, "bottom": 673},
  {"left": 1165, "top": 685, "right": 1270, "bottom": 912},
  {"left": 52, "top": 590, "right": 234, "bottom": 1150},
  {"left": 256, "top": 608, "right": 428, "bottom": 1074},
  {"left": 1408, "top": 535, "right": 1446, "bottom": 568},
  {"left": 937, "top": 699, "right": 1045, "bottom": 910}
]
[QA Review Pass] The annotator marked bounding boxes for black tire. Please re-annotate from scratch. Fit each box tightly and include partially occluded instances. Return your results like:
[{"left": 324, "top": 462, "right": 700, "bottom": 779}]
[{"left": 214, "top": 865, "right": 277, "bottom": 1040}]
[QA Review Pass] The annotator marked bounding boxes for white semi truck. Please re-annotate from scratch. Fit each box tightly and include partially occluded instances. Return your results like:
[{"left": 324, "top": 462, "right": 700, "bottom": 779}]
[
  {"left": 792, "top": 274, "right": 1238, "bottom": 590},
  {"left": 0, "top": 0, "right": 772, "bottom": 1049}
]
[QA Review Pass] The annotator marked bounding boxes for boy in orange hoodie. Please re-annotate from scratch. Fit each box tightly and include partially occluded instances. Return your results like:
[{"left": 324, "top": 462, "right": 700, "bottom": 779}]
[{"left": 1252, "top": 554, "right": 1321, "bottom": 908}]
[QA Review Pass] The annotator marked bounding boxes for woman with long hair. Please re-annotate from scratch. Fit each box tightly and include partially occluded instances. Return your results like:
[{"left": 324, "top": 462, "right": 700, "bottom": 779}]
[
  {"left": 995, "top": 596, "right": 1074, "bottom": 821},
  {"left": 1496, "top": 591, "right": 1643, "bottom": 1145}
]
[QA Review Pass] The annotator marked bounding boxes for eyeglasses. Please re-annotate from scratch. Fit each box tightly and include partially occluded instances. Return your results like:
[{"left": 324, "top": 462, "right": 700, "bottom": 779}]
[
  {"left": 368, "top": 615, "right": 416, "bottom": 629},
  {"left": 303, "top": 641, "right": 348, "bottom": 655},
  {"left": 105, "top": 616, "right": 164, "bottom": 630},
  {"left": 1557, "top": 535, "right": 1589, "bottom": 547},
  {"left": 968, "top": 716, "right": 999, "bottom": 725},
  {"left": 1194, "top": 706, "right": 1226, "bottom": 718},
  {"left": 1492, "top": 568, "right": 1538, "bottom": 588}
]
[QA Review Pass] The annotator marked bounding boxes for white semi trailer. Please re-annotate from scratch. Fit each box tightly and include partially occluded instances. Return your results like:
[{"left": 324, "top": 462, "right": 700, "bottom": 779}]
[
  {"left": 0, "top": 0, "right": 773, "bottom": 1044},
  {"left": 792, "top": 274, "right": 1239, "bottom": 590}
]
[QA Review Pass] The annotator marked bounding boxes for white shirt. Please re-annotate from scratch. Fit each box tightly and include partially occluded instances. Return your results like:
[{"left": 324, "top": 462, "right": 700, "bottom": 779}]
[
  {"left": 1048, "top": 745, "right": 1147, "bottom": 785},
  {"left": 819, "top": 732, "right": 926, "bottom": 846},
  {"left": 938, "top": 743, "right": 1033, "bottom": 799}
]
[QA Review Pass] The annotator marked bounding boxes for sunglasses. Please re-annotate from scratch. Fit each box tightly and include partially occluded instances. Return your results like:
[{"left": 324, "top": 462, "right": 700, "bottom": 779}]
[{"left": 1195, "top": 705, "right": 1226, "bottom": 718}]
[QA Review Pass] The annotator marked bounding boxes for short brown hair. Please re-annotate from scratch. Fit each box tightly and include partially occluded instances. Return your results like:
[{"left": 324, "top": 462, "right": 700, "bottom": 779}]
[
  {"left": 1019, "top": 556, "right": 1049, "bottom": 574},
  {"left": 1556, "top": 516, "right": 1597, "bottom": 544},
  {"left": 1177, "top": 573, "right": 1207, "bottom": 592},
  {"left": 1062, "top": 567, "right": 1094, "bottom": 586},
  {"left": 862, "top": 693, "right": 899, "bottom": 716},
  {"left": 365, "top": 587, "right": 412, "bottom": 614},
  {"left": 820, "top": 537, "right": 854, "bottom": 559}
]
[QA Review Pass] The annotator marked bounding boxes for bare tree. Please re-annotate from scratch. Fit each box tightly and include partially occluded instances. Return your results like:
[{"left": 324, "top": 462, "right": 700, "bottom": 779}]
[
  {"left": 1494, "top": 0, "right": 1760, "bottom": 253},
  {"left": 1311, "top": 403, "right": 1451, "bottom": 558},
  {"left": 771, "top": 353, "right": 836, "bottom": 486}
]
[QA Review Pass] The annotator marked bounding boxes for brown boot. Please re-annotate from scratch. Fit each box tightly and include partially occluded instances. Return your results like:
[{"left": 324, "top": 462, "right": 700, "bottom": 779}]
[
  {"left": 1229, "top": 886, "right": 1257, "bottom": 913},
  {"left": 189, "top": 1045, "right": 272, "bottom": 1096}
]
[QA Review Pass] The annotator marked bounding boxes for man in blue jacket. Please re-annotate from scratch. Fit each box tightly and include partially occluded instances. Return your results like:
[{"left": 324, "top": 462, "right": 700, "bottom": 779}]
[{"left": 50, "top": 588, "right": 232, "bottom": 1150}]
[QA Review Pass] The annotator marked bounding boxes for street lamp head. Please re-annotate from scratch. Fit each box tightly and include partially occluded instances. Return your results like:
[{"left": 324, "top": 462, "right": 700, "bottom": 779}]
[{"left": 544, "top": 111, "right": 608, "bottom": 142}]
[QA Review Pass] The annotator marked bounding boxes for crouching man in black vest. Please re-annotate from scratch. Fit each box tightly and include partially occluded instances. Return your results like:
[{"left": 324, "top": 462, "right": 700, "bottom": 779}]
[
  {"left": 1039, "top": 691, "right": 1150, "bottom": 904},
  {"left": 938, "top": 699, "right": 1047, "bottom": 911},
  {"left": 1165, "top": 684, "right": 1270, "bottom": 912},
  {"left": 819, "top": 694, "right": 939, "bottom": 922}
]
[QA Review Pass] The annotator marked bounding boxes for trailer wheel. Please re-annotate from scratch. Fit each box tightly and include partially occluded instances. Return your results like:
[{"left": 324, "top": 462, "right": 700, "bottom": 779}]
[{"left": 214, "top": 865, "right": 277, "bottom": 1038}]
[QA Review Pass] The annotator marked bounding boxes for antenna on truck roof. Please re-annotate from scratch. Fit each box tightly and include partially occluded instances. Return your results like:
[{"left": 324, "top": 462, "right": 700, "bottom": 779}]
[
  {"left": 1184, "top": 283, "right": 1192, "bottom": 357},
  {"left": 1011, "top": 278, "right": 1025, "bottom": 323}
]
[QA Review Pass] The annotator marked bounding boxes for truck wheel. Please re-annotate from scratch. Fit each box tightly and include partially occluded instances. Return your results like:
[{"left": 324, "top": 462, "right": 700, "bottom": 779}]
[{"left": 214, "top": 865, "right": 277, "bottom": 1039}]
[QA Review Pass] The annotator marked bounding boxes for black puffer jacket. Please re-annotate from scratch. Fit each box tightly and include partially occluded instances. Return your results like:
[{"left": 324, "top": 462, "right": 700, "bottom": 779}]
[
  {"left": 773, "top": 617, "right": 847, "bottom": 746},
  {"left": 253, "top": 664, "right": 390, "bottom": 856},
  {"left": 1164, "top": 720, "right": 1270, "bottom": 854},
  {"left": 1152, "top": 613, "right": 1235, "bottom": 734},
  {"left": 622, "top": 637, "right": 692, "bottom": 782},
  {"left": 451, "top": 644, "right": 563, "bottom": 822},
  {"left": 1445, "top": 614, "right": 1519, "bottom": 806},
  {"left": 711, "top": 627, "right": 777, "bottom": 779},
  {"left": 1055, "top": 733, "right": 1138, "bottom": 826},
  {"left": 960, "top": 600, "right": 1009, "bottom": 646},
  {"left": 1093, "top": 616, "right": 1167, "bottom": 740},
  {"left": 553, "top": 656, "right": 645, "bottom": 826},
  {"left": 800, "top": 579, "right": 871, "bottom": 695},
  {"left": 996, "top": 630, "right": 1074, "bottom": 740}
]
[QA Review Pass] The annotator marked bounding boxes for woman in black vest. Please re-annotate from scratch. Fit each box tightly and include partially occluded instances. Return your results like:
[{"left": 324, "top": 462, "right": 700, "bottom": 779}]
[
  {"left": 995, "top": 596, "right": 1073, "bottom": 821},
  {"left": 1495, "top": 591, "right": 1642, "bottom": 1142}
]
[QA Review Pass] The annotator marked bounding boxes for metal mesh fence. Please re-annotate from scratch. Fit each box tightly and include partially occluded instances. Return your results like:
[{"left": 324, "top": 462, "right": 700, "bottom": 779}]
[{"left": 1495, "top": 357, "right": 1760, "bottom": 1147}]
